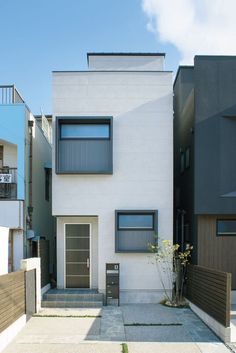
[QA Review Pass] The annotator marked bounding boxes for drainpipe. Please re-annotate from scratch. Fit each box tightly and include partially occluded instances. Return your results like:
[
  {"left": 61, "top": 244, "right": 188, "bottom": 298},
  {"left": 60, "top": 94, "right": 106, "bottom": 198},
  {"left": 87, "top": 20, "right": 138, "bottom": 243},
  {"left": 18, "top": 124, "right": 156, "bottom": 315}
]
[
  {"left": 28, "top": 120, "right": 34, "bottom": 230},
  {"left": 180, "top": 210, "right": 186, "bottom": 252},
  {"left": 176, "top": 209, "right": 186, "bottom": 252}
]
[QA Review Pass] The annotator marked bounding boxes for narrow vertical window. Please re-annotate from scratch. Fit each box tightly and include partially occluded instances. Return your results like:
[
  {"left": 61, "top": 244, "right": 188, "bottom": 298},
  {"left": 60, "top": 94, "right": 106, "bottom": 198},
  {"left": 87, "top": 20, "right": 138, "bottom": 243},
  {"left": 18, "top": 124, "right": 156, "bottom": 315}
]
[{"left": 45, "top": 168, "right": 50, "bottom": 201}]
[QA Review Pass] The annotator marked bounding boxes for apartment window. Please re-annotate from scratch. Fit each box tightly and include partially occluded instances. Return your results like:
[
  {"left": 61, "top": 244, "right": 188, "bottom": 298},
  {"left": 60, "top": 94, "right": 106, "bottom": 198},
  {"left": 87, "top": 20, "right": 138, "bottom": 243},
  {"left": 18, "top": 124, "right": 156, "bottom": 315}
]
[
  {"left": 180, "top": 151, "right": 185, "bottom": 174},
  {"left": 56, "top": 117, "right": 113, "bottom": 174},
  {"left": 45, "top": 168, "right": 50, "bottom": 201},
  {"left": 115, "top": 210, "right": 158, "bottom": 252},
  {"left": 60, "top": 123, "right": 110, "bottom": 139},
  {"left": 217, "top": 220, "right": 236, "bottom": 236}
]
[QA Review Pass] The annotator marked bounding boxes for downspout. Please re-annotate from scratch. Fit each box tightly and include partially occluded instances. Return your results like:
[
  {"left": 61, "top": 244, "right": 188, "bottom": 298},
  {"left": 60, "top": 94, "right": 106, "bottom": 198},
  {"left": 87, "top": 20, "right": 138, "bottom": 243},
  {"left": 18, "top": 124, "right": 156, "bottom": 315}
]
[
  {"left": 28, "top": 120, "right": 34, "bottom": 229},
  {"left": 180, "top": 209, "right": 186, "bottom": 252}
]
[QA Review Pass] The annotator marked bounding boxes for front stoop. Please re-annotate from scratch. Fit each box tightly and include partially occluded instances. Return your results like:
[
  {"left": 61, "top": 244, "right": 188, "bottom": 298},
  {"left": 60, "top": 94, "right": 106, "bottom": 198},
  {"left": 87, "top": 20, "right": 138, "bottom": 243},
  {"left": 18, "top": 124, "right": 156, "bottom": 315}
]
[{"left": 42, "top": 289, "right": 104, "bottom": 308}]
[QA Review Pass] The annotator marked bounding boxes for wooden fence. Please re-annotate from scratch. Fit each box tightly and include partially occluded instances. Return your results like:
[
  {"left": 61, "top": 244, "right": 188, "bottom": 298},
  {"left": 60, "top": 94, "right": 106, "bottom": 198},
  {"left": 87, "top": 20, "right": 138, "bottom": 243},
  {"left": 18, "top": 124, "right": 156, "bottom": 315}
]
[
  {"left": 0, "top": 269, "right": 36, "bottom": 333},
  {"left": 186, "top": 265, "right": 231, "bottom": 327}
]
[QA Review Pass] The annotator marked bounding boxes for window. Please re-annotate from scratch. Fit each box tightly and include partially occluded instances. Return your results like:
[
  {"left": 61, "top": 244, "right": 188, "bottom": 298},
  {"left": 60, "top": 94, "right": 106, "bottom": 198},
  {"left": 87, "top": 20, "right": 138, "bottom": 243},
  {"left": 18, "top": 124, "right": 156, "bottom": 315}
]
[
  {"left": 60, "top": 123, "right": 110, "bottom": 139},
  {"left": 180, "top": 151, "right": 185, "bottom": 174},
  {"left": 118, "top": 214, "right": 154, "bottom": 230},
  {"left": 115, "top": 210, "right": 158, "bottom": 252},
  {"left": 217, "top": 220, "right": 236, "bottom": 236},
  {"left": 56, "top": 117, "right": 113, "bottom": 174},
  {"left": 45, "top": 168, "right": 50, "bottom": 201}
]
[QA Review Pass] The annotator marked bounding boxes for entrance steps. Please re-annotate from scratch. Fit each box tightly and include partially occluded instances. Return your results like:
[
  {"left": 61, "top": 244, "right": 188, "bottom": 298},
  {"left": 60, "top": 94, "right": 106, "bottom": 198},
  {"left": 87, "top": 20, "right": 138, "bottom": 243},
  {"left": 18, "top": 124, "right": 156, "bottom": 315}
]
[{"left": 42, "top": 289, "right": 104, "bottom": 308}]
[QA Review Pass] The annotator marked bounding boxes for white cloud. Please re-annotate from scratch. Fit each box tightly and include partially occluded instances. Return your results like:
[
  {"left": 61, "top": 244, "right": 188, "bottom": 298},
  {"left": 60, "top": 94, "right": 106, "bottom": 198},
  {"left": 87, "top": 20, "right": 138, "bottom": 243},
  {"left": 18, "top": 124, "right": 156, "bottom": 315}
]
[{"left": 142, "top": 0, "right": 236, "bottom": 64}]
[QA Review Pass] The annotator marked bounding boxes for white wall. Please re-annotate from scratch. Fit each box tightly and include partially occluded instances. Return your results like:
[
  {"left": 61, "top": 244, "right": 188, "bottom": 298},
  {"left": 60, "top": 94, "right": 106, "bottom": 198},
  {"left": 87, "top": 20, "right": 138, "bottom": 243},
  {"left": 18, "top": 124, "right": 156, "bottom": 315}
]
[
  {"left": 88, "top": 54, "right": 165, "bottom": 71},
  {"left": 0, "top": 226, "right": 9, "bottom": 275},
  {"left": 0, "top": 201, "right": 23, "bottom": 229},
  {"left": 13, "top": 229, "right": 23, "bottom": 271},
  {"left": 53, "top": 62, "right": 173, "bottom": 300}
]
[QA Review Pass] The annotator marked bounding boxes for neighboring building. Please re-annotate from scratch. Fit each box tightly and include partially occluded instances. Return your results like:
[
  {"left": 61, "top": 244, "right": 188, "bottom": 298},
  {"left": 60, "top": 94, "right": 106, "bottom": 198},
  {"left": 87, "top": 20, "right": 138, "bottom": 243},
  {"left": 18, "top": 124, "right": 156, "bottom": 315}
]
[
  {"left": 52, "top": 53, "right": 173, "bottom": 303},
  {"left": 174, "top": 56, "right": 236, "bottom": 288},
  {"left": 0, "top": 85, "right": 54, "bottom": 279}
]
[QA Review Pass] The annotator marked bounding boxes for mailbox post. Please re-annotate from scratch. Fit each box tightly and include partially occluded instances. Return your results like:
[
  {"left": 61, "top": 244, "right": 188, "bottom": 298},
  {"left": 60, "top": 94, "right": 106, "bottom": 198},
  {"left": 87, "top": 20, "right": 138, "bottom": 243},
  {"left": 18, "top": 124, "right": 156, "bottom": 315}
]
[{"left": 105, "top": 263, "right": 120, "bottom": 306}]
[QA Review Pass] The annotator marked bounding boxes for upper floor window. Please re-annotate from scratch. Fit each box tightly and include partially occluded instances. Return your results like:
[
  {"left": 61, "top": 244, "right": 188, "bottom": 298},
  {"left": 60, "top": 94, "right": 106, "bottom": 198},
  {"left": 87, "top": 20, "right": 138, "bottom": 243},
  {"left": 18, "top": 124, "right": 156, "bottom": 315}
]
[
  {"left": 56, "top": 117, "right": 113, "bottom": 174},
  {"left": 60, "top": 123, "right": 110, "bottom": 139}
]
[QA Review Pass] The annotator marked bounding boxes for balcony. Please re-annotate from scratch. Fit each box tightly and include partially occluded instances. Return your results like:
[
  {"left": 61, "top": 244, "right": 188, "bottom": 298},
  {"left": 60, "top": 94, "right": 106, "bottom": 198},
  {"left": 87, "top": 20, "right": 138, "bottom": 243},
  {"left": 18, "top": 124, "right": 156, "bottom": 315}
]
[
  {"left": 0, "top": 85, "right": 24, "bottom": 104},
  {"left": 0, "top": 168, "right": 17, "bottom": 199}
]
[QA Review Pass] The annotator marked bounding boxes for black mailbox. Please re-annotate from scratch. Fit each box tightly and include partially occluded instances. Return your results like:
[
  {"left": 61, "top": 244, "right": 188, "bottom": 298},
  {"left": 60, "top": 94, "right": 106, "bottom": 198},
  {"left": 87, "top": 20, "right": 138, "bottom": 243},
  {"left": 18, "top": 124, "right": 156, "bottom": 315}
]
[{"left": 106, "top": 263, "right": 120, "bottom": 306}]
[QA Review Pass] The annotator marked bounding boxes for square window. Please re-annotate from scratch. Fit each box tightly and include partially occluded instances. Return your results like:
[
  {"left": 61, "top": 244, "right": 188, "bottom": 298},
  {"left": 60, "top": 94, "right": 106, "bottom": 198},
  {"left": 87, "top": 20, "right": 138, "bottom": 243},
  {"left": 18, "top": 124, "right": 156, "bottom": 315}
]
[
  {"left": 56, "top": 117, "right": 113, "bottom": 174},
  {"left": 115, "top": 210, "right": 158, "bottom": 252}
]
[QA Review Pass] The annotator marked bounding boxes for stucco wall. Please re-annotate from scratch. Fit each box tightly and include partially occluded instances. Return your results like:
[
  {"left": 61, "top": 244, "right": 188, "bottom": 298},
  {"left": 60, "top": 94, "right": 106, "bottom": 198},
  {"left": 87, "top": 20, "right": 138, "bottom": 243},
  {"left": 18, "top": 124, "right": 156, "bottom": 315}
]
[{"left": 52, "top": 66, "right": 173, "bottom": 298}]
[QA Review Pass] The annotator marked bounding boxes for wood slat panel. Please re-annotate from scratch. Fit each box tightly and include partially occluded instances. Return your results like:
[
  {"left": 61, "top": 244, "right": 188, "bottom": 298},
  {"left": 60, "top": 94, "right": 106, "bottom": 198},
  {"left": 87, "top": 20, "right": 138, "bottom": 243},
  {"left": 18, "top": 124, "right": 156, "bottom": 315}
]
[
  {"left": 186, "top": 264, "right": 231, "bottom": 327},
  {"left": 0, "top": 271, "right": 25, "bottom": 333},
  {"left": 198, "top": 215, "right": 236, "bottom": 289}
]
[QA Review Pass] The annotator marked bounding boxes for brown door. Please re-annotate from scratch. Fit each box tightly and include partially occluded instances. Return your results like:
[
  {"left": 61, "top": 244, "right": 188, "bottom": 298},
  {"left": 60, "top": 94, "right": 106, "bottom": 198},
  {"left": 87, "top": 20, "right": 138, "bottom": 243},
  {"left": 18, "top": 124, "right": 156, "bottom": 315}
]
[{"left": 65, "top": 224, "right": 90, "bottom": 288}]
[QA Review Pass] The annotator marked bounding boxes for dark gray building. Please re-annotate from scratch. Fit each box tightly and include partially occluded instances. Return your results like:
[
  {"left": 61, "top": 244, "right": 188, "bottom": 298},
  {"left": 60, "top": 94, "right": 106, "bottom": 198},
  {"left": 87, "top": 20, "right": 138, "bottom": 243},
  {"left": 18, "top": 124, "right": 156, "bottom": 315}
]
[{"left": 174, "top": 56, "right": 236, "bottom": 288}]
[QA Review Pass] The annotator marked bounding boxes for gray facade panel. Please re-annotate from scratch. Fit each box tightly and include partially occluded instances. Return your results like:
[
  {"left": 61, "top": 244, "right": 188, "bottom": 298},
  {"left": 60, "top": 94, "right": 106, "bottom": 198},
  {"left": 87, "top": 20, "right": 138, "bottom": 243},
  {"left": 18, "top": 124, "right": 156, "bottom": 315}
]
[{"left": 194, "top": 56, "right": 236, "bottom": 214}]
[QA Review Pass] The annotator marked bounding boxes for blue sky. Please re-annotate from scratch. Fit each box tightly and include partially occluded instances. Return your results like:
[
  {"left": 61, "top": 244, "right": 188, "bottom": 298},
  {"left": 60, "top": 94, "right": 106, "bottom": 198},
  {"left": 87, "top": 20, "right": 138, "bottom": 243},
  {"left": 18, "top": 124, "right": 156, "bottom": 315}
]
[{"left": 0, "top": 0, "right": 180, "bottom": 114}]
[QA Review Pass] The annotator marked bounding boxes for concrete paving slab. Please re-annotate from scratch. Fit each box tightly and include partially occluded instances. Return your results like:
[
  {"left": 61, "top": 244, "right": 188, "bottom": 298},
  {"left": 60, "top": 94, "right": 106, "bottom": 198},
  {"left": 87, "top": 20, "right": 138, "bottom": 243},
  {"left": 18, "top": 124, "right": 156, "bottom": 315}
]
[
  {"left": 15, "top": 316, "right": 100, "bottom": 336},
  {"left": 3, "top": 342, "right": 122, "bottom": 353},
  {"left": 100, "top": 306, "right": 125, "bottom": 341},
  {"left": 128, "top": 342, "right": 202, "bottom": 353},
  {"left": 196, "top": 342, "right": 231, "bottom": 353},
  {"left": 121, "top": 304, "right": 181, "bottom": 324},
  {"left": 125, "top": 325, "right": 193, "bottom": 342},
  {"left": 37, "top": 307, "right": 102, "bottom": 317}
]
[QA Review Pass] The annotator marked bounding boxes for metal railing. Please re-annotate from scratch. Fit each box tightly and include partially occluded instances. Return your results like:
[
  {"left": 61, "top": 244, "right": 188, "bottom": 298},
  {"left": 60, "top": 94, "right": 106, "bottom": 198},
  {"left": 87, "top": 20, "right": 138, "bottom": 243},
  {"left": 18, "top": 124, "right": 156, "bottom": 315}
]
[
  {"left": 0, "top": 85, "right": 24, "bottom": 104},
  {"left": 0, "top": 167, "right": 17, "bottom": 199}
]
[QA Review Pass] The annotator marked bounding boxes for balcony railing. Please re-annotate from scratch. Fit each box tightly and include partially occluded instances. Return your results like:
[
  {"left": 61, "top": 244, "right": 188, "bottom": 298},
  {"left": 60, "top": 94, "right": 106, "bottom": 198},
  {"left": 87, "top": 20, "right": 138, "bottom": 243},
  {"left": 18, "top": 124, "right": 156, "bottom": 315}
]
[
  {"left": 0, "top": 168, "right": 17, "bottom": 199},
  {"left": 0, "top": 85, "right": 24, "bottom": 104}
]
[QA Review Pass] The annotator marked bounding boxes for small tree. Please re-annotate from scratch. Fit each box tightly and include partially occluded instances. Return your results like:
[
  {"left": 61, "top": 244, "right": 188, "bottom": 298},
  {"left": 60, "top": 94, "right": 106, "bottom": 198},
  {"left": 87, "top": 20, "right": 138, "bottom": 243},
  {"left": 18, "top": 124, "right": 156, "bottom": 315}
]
[{"left": 149, "top": 237, "right": 192, "bottom": 307}]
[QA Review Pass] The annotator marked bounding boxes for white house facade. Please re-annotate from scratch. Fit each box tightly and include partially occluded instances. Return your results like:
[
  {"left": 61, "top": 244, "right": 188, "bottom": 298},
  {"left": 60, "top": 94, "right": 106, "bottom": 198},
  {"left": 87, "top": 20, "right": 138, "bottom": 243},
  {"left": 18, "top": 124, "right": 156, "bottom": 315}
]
[{"left": 52, "top": 53, "right": 173, "bottom": 303}]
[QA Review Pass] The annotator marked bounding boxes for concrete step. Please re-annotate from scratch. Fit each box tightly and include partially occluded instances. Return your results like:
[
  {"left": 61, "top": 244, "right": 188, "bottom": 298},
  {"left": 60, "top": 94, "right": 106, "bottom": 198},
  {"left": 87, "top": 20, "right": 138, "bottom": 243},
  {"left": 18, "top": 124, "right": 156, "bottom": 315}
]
[
  {"left": 41, "top": 300, "right": 103, "bottom": 308},
  {"left": 43, "top": 293, "right": 104, "bottom": 301}
]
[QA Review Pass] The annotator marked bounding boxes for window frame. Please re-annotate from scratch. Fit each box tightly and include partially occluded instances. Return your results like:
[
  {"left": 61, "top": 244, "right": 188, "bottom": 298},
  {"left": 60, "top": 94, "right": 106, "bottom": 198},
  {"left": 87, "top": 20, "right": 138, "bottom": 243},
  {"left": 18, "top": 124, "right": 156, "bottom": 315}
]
[
  {"left": 216, "top": 219, "right": 236, "bottom": 236},
  {"left": 56, "top": 116, "right": 113, "bottom": 174},
  {"left": 115, "top": 210, "right": 158, "bottom": 253}
]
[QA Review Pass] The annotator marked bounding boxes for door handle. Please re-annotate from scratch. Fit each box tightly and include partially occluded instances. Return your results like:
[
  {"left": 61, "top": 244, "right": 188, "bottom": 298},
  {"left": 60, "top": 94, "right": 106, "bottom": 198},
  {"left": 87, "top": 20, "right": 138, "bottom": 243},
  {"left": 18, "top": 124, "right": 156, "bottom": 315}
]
[{"left": 87, "top": 258, "right": 90, "bottom": 268}]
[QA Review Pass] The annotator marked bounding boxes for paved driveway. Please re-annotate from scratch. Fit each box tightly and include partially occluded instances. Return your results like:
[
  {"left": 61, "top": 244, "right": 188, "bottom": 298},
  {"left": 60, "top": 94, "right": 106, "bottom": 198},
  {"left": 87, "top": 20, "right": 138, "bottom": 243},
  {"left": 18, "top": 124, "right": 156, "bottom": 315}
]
[{"left": 2, "top": 304, "right": 231, "bottom": 353}]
